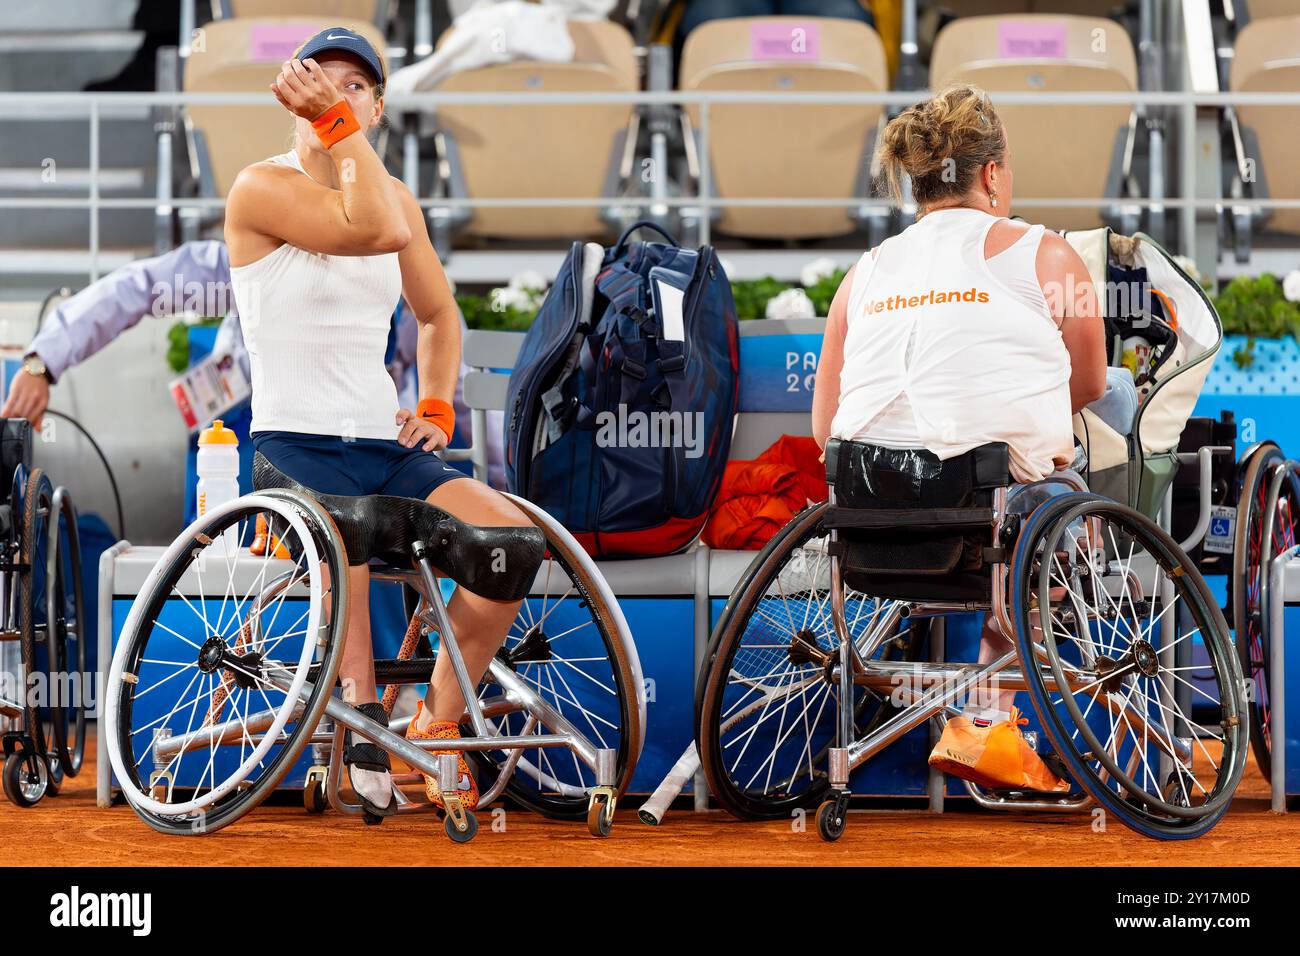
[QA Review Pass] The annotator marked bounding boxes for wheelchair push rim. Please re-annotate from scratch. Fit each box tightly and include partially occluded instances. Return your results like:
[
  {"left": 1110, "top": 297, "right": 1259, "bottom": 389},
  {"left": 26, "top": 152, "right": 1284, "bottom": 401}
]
[
  {"left": 16, "top": 468, "right": 54, "bottom": 769},
  {"left": 105, "top": 493, "right": 347, "bottom": 830},
  {"left": 47, "top": 486, "right": 87, "bottom": 777},
  {"left": 1012, "top": 493, "right": 1247, "bottom": 838},
  {"left": 697, "top": 501, "right": 917, "bottom": 819},
  {"left": 468, "top": 493, "right": 645, "bottom": 817},
  {"left": 1231, "top": 442, "right": 1298, "bottom": 783}
]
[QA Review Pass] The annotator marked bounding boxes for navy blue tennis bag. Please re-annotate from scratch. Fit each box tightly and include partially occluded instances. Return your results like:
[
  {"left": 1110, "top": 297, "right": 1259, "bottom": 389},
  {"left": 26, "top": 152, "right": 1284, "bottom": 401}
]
[{"left": 504, "top": 221, "right": 740, "bottom": 558}]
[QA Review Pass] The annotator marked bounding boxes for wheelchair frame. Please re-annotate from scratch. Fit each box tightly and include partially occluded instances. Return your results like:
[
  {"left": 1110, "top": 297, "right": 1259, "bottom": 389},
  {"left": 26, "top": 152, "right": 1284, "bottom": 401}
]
[
  {"left": 117, "top": 488, "right": 632, "bottom": 841},
  {"left": 819, "top": 477, "right": 1188, "bottom": 816}
]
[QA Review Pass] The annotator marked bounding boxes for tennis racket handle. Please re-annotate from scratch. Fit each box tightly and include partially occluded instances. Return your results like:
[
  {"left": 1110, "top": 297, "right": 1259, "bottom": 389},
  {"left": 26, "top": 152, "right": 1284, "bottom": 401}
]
[{"left": 637, "top": 743, "right": 700, "bottom": 825}]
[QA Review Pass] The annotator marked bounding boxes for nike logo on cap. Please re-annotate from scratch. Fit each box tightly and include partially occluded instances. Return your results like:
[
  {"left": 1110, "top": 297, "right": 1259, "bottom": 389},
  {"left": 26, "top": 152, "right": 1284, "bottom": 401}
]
[{"left": 324, "top": 33, "right": 352, "bottom": 40}]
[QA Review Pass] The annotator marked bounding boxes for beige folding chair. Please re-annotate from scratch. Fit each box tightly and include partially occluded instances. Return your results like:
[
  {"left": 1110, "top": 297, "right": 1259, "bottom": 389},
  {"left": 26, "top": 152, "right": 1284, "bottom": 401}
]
[
  {"left": 430, "top": 19, "right": 638, "bottom": 240},
  {"left": 931, "top": 13, "right": 1137, "bottom": 231},
  {"left": 679, "top": 16, "right": 888, "bottom": 240},
  {"left": 939, "top": 1, "right": 1121, "bottom": 15},
  {"left": 1239, "top": 0, "right": 1300, "bottom": 25},
  {"left": 215, "top": 1, "right": 386, "bottom": 24},
  {"left": 1230, "top": 14, "right": 1300, "bottom": 236},
  {"left": 184, "top": 16, "right": 388, "bottom": 201}
]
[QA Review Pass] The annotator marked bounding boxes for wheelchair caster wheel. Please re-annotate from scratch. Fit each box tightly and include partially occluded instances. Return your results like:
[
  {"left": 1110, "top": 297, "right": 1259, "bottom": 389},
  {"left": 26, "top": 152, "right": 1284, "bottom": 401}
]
[
  {"left": 816, "top": 792, "right": 850, "bottom": 842},
  {"left": 3, "top": 753, "right": 49, "bottom": 807},
  {"left": 587, "top": 787, "right": 616, "bottom": 838},
  {"left": 444, "top": 810, "right": 478, "bottom": 844},
  {"left": 304, "top": 780, "right": 327, "bottom": 814}
]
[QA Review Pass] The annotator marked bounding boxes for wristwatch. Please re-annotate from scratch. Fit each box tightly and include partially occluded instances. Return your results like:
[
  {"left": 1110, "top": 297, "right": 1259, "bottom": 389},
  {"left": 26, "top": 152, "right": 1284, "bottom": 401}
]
[{"left": 21, "top": 354, "right": 51, "bottom": 383}]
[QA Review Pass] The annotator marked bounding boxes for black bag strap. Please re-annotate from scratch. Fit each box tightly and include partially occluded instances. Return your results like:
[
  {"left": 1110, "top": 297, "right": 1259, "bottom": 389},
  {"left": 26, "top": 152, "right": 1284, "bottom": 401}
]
[{"left": 613, "top": 219, "right": 679, "bottom": 257}]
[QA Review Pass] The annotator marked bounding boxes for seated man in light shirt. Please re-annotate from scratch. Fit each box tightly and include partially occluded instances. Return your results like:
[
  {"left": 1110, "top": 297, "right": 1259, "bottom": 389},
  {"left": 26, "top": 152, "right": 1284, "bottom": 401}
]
[{"left": 1, "top": 240, "right": 503, "bottom": 486}]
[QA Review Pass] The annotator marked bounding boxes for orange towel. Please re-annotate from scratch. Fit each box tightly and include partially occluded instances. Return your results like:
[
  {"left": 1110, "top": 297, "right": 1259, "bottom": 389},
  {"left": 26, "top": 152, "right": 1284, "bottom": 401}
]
[{"left": 702, "top": 435, "right": 829, "bottom": 550}]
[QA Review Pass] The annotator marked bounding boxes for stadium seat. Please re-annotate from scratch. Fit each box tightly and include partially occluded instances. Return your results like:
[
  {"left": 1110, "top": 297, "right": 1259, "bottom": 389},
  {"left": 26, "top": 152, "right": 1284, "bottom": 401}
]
[
  {"left": 1229, "top": 14, "right": 1300, "bottom": 236},
  {"left": 678, "top": 17, "right": 888, "bottom": 240},
  {"left": 215, "top": 1, "right": 385, "bottom": 24},
  {"left": 429, "top": 19, "right": 638, "bottom": 240},
  {"left": 1238, "top": 0, "right": 1300, "bottom": 25},
  {"left": 931, "top": 13, "right": 1137, "bottom": 231},
  {"left": 183, "top": 16, "right": 387, "bottom": 201},
  {"left": 938, "top": 1, "right": 1122, "bottom": 15}
]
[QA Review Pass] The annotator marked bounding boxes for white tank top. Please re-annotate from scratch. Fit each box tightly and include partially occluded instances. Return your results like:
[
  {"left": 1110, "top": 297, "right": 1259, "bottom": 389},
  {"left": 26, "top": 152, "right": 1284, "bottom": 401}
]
[
  {"left": 829, "top": 208, "right": 1073, "bottom": 482},
  {"left": 230, "top": 150, "right": 404, "bottom": 440}
]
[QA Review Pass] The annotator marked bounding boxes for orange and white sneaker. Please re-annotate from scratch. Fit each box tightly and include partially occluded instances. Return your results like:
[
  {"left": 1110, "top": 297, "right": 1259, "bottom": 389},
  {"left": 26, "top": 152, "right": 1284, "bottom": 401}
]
[
  {"left": 928, "top": 706, "right": 1070, "bottom": 793},
  {"left": 405, "top": 701, "right": 480, "bottom": 811}
]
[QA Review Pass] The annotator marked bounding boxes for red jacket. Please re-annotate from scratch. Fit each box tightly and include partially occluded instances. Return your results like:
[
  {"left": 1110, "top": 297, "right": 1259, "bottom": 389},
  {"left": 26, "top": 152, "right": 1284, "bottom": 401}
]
[{"left": 702, "top": 435, "right": 829, "bottom": 550}]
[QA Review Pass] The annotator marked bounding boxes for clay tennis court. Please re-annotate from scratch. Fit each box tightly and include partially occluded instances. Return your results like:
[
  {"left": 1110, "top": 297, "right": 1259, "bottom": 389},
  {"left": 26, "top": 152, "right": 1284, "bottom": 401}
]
[{"left": 4, "top": 733, "right": 1294, "bottom": 868}]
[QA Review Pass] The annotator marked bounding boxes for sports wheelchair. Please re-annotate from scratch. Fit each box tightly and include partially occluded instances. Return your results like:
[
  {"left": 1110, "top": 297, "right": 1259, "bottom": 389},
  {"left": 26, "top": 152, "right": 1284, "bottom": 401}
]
[
  {"left": 104, "top": 454, "right": 645, "bottom": 842},
  {"left": 696, "top": 229, "right": 1250, "bottom": 842},
  {"left": 0, "top": 419, "right": 88, "bottom": 807}
]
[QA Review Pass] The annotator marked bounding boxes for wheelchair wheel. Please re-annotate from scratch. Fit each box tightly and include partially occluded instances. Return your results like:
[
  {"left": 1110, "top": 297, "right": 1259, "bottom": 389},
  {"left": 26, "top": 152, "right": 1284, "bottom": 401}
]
[
  {"left": 1011, "top": 493, "right": 1248, "bottom": 840},
  {"left": 468, "top": 493, "right": 645, "bottom": 819},
  {"left": 104, "top": 491, "right": 348, "bottom": 835},
  {"left": 15, "top": 468, "right": 54, "bottom": 777},
  {"left": 1231, "top": 442, "right": 1298, "bottom": 783},
  {"left": 46, "top": 487, "right": 87, "bottom": 777},
  {"left": 697, "top": 502, "right": 918, "bottom": 820}
]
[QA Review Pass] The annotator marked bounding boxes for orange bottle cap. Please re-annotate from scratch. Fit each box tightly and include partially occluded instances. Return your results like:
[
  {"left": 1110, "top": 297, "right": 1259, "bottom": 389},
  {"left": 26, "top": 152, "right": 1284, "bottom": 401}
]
[{"left": 198, "top": 419, "right": 240, "bottom": 445}]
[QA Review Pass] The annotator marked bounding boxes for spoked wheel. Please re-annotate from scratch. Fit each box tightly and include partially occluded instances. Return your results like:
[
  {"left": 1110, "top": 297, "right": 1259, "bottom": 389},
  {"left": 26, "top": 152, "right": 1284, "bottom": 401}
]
[
  {"left": 104, "top": 491, "right": 348, "bottom": 835},
  {"left": 468, "top": 493, "right": 644, "bottom": 819},
  {"left": 16, "top": 469, "right": 54, "bottom": 779},
  {"left": 697, "top": 502, "right": 918, "bottom": 820},
  {"left": 46, "top": 487, "right": 87, "bottom": 777},
  {"left": 1231, "top": 442, "right": 1298, "bottom": 783},
  {"left": 1012, "top": 493, "right": 1248, "bottom": 840}
]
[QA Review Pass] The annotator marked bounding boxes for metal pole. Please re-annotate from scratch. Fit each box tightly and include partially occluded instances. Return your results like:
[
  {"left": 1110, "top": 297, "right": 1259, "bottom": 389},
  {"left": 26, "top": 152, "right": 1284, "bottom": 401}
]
[
  {"left": 414, "top": 0, "right": 434, "bottom": 59},
  {"left": 698, "top": 101, "right": 710, "bottom": 246},
  {"left": 1179, "top": 99, "right": 1196, "bottom": 260},
  {"left": 89, "top": 100, "right": 100, "bottom": 282},
  {"left": 927, "top": 617, "right": 945, "bottom": 814},
  {"left": 179, "top": 0, "right": 195, "bottom": 61}
]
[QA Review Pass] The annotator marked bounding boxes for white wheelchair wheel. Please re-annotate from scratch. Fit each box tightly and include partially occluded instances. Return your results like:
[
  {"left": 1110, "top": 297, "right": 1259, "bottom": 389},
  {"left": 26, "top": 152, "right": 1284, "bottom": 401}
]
[{"left": 105, "top": 492, "right": 348, "bottom": 834}]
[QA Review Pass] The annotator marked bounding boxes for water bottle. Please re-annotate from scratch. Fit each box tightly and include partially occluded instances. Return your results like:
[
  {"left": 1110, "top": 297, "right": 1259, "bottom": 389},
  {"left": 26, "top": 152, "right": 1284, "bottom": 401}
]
[{"left": 197, "top": 419, "right": 241, "bottom": 557}]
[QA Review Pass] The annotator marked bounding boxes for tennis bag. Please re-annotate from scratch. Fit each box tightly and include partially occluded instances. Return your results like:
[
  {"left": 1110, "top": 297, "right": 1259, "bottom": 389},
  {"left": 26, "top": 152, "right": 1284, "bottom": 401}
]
[{"left": 504, "top": 220, "right": 740, "bottom": 558}]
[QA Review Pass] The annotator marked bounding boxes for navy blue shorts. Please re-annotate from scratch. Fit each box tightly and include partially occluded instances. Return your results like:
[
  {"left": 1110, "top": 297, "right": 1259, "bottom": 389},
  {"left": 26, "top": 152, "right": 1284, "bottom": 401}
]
[{"left": 251, "top": 430, "right": 467, "bottom": 500}]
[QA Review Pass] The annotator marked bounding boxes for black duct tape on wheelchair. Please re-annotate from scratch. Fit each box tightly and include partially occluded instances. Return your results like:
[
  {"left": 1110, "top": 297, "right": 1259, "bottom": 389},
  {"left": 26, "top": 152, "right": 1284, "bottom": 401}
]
[
  {"left": 823, "top": 440, "right": 1011, "bottom": 583},
  {"left": 251, "top": 452, "right": 545, "bottom": 602}
]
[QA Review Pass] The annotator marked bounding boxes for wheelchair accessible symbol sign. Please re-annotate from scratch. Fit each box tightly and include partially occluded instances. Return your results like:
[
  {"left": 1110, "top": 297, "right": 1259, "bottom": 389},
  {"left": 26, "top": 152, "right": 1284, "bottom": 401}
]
[{"left": 1203, "top": 505, "right": 1236, "bottom": 555}]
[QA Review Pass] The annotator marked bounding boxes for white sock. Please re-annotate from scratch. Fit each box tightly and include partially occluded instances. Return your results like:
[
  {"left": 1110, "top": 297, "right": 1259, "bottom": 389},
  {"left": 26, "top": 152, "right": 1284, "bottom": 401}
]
[{"left": 350, "top": 766, "right": 393, "bottom": 809}]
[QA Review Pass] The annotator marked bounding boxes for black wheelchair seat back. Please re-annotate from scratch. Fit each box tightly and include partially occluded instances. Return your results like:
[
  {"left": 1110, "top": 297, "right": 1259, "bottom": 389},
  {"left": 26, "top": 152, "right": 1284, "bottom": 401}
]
[
  {"left": 823, "top": 439, "right": 1011, "bottom": 602},
  {"left": 251, "top": 452, "right": 545, "bottom": 602}
]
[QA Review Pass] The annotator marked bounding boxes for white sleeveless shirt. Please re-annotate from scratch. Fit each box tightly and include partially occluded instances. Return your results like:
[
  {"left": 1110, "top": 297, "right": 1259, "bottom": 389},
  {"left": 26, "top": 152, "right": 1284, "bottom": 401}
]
[
  {"left": 230, "top": 150, "right": 404, "bottom": 440},
  {"left": 829, "top": 208, "right": 1073, "bottom": 482}
]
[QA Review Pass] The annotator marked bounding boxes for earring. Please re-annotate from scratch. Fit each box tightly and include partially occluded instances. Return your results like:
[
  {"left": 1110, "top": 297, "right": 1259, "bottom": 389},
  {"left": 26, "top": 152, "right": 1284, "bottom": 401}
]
[{"left": 990, "top": 192, "right": 999, "bottom": 208}]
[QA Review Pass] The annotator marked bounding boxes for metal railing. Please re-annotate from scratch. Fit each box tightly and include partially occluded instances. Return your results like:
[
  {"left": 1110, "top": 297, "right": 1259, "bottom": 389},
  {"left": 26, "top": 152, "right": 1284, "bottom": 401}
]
[{"left": 4, "top": 88, "right": 1300, "bottom": 281}]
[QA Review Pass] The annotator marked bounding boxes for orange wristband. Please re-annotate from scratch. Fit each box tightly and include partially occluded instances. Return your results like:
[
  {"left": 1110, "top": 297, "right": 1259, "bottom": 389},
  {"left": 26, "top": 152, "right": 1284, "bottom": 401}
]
[
  {"left": 310, "top": 100, "right": 360, "bottom": 149},
  {"left": 417, "top": 398, "right": 455, "bottom": 438}
]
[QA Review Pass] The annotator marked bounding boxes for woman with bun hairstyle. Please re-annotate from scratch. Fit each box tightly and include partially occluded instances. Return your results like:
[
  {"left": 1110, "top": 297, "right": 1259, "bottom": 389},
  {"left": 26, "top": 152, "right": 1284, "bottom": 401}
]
[
  {"left": 225, "top": 27, "right": 527, "bottom": 819},
  {"left": 811, "top": 84, "right": 1107, "bottom": 792}
]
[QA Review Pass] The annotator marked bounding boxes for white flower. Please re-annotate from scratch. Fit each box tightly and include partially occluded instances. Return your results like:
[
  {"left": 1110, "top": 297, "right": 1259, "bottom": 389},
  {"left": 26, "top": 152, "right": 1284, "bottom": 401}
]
[
  {"left": 1284, "top": 269, "right": 1300, "bottom": 304},
  {"left": 490, "top": 286, "right": 535, "bottom": 313},
  {"left": 508, "top": 270, "right": 550, "bottom": 293},
  {"left": 800, "top": 257, "right": 839, "bottom": 289},
  {"left": 765, "top": 287, "right": 816, "bottom": 320}
]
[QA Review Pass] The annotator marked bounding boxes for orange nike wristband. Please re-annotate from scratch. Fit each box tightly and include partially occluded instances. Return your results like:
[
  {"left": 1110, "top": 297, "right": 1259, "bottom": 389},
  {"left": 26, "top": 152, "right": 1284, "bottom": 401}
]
[
  {"left": 417, "top": 398, "right": 455, "bottom": 439},
  {"left": 311, "top": 100, "right": 360, "bottom": 149}
]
